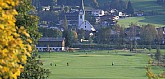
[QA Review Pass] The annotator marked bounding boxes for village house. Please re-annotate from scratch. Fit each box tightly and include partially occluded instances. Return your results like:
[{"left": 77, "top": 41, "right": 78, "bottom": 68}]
[
  {"left": 36, "top": 37, "right": 65, "bottom": 52},
  {"left": 91, "top": 9, "right": 105, "bottom": 17},
  {"left": 59, "top": 11, "right": 79, "bottom": 27},
  {"left": 42, "top": 6, "right": 51, "bottom": 11}
]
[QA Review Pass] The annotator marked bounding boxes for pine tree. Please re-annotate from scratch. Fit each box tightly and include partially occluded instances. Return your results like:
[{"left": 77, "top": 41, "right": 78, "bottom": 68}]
[{"left": 125, "top": 0, "right": 134, "bottom": 16}]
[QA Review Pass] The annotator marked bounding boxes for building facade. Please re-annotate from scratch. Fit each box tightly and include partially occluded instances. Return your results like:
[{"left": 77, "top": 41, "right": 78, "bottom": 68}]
[
  {"left": 78, "top": 0, "right": 96, "bottom": 32},
  {"left": 36, "top": 37, "right": 65, "bottom": 52}
]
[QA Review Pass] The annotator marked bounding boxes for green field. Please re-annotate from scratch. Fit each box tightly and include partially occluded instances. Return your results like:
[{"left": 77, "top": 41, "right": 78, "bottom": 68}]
[
  {"left": 124, "top": 0, "right": 165, "bottom": 13},
  {"left": 39, "top": 50, "right": 163, "bottom": 79},
  {"left": 118, "top": 15, "right": 165, "bottom": 27},
  {"left": 116, "top": 0, "right": 165, "bottom": 27}
]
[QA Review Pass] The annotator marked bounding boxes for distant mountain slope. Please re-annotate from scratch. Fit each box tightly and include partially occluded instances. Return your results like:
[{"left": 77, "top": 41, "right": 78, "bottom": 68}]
[
  {"left": 123, "top": 0, "right": 165, "bottom": 14},
  {"left": 118, "top": 15, "right": 165, "bottom": 27},
  {"left": 57, "top": 0, "right": 165, "bottom": 14}
]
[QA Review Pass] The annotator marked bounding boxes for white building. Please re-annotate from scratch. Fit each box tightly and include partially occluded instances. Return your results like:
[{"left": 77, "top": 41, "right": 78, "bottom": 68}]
[
  {"left": 78, "top": 0, "right": 96, "bottom": 32},
  {"left": 92, "top": 10, "right": 105, "bottom": 17}
]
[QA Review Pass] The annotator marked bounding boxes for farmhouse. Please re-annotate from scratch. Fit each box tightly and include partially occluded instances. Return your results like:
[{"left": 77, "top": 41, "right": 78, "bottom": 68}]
[{"left": 36, "top": 37, "right": 65, "bottom": 52}]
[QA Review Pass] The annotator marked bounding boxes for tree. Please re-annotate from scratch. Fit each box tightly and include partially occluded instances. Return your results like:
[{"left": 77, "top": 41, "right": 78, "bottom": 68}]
[
  {"left": 110, "top": 0, "right": 127, "bottom": 11},
  {"left": 62, "top": 15, "right": 68, "bottom": 30},
  {"left": 38, "top": 11, "right": 59, "bottom": 25},
  {"left": 125, "top": 0, "right": 134, "bottom": 16},
  {"left": 112, "top": 24, "right": 125, "bottom": 46},
  {"left": 63, "top": 30, "right": 72, "bottom": 47},
  {"left": 39, "top": 27, "right": 62, "bottom": 37},
  {"left": 96, "top": 27, "right": 111, "bottom": 44},
  {"left": 16, "top": 0, "right": 41, "bottom": 44},
  {"left": 126, "top": 23, "right": 140, "bottom": 51},
  {"left": 71, "top": 30, "right": 78, "bottom": 43},
  {"left": 140, "top": 24, "right": 157, "bottom": 50},
  {"left": 78, "top": 29, "right": 85, "bottom": 41},
  {"left": 15, "top": 0, "right": 50, "bottom": 78},
  {"left": 155, "top": 46, "right": 161, "bottom": 65},
  {"left": 0, "top": 0, "right": 32, "bottom": 78},
  {"left": 156, "top": 28, "right": 164, "bottom": 44},
  {"left": 64, "top": 6, "right": 70, "bottom": 13},
  {"left": 91, "top": 0, "right": 99, "bottom": 9},
  {"left": 146, "top": 59, "right": 163, "bottom": 79},
  {"left": 61, "top": 15, "right": 72, "bottom": 47}
]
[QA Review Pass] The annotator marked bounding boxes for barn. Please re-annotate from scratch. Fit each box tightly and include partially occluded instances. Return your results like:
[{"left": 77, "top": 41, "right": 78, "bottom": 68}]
[{"left": 36, "top": 37, "right": 65, "bottom": 52}]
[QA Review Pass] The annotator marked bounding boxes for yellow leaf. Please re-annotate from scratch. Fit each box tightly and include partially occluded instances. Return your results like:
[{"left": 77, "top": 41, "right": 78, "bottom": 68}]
[
  {"left": 26, "top": 39, "right": 32, "bottom": 43},
  {"left": 0, "top": 24, "right": 4, "bottom": 30}
]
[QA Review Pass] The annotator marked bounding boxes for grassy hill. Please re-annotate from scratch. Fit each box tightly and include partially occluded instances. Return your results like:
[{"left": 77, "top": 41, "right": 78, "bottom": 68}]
[
  {"left": 124, "top": 0, "right": 165, "bottom": 14},
  {"left": 96, "top": 0, "right": 165, "bottom": 14},
  {"left": 116, "top": 0, "right": 165, "bottom": 27},
  {"left": 118, "top": 15, "right": 165, "bottom": 27}
]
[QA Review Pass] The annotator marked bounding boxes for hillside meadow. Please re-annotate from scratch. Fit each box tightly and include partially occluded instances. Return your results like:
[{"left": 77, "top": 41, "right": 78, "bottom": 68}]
[
  {"left": 124, "top": 0, "right": 165, "bottom": 14},
  {"left": 38, "top": 50, "right": 164, "bottom": 79},
  {"left": 118, "top": 15, "right": 165, "bottom": 27}
]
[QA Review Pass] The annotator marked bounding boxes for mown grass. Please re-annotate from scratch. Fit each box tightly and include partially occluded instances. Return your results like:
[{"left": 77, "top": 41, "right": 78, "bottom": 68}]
[
  {"left": 39, "top": 50, "right": 164, "bottom": 79},
  {"left": 118, "top": 15, "right": 165, "bottom": 27}
]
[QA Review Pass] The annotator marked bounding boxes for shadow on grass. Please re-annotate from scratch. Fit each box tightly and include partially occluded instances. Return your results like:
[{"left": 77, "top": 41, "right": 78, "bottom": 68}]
[{"left": 78, "top": 56, "right": 92, "bottom": 57}]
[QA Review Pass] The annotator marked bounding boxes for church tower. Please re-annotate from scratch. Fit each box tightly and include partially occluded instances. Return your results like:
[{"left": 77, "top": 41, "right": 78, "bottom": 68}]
[
  {"left": 78, "top": 0, "right": 96, "bottom": 32},
  {"left": 78, "top": 0, "right": 85, "bottom": 27}
]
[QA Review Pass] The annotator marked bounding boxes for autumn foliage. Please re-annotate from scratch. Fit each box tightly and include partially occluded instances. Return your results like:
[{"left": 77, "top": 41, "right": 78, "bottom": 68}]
[{"left": 0, "top": 0, "right": 32, "bottom": 79}]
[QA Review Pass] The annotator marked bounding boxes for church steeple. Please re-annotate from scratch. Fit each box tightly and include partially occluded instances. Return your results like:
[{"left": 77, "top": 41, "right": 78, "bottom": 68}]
[
  {"left": 78, "top": 0, "right": 85, "bottom": 27},
  {"left": 80, "top": 0, "right": 84, "bottom": 10},
  {"left": 78, "top": 0, "right": 96, "bottom": 32}
]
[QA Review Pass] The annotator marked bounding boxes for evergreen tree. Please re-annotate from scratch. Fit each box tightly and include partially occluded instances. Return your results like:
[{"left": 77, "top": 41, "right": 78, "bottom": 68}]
[
  {"left": 125, "top": 0, "right": 134, "bottom": 16},
  {"left": 62, "top": 15, "right": 72, "bottom": 47},
  {"left": 63, "top": 30, "right": 72, "bottom": 47},
  {"left": 110, "top": 0, "right": 126, "bottom": 11},
  {"left": 62, "top": 15, "right": 68, "bottom": 30}
]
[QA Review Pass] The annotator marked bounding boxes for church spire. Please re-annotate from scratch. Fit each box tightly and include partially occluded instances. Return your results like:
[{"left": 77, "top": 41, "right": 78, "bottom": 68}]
[{"left": 80, "top": 0, "right": 84, "bottom": 10}]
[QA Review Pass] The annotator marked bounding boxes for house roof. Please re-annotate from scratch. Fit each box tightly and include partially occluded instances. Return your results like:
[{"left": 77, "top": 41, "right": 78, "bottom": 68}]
[{"left": 38, "top": 37, "right": 65, "bottom": 42}]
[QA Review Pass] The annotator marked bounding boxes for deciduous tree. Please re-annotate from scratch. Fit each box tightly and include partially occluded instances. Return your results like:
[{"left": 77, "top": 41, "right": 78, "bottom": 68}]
[
  {"left": 140, "top": 24, "right": 157, "bottom": 50},
  {"left": 15, "top": 0, "right": 50, "bottom": 78},
  {"left": 0, "top": 0, "right": 32, "bottom": 78},
  {"left": 96, "top": 27, "right": 111, "bottom": 44}
]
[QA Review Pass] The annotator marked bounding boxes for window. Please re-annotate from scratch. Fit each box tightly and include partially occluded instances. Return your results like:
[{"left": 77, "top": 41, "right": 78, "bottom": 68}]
[{"left": 80, "top": 15, "right": 82, "bottom": 19}]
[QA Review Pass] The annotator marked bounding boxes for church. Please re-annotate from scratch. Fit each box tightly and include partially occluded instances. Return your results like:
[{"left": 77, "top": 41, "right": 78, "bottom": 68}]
[{"left": 78, "top": 0, "right": 96, "bottom": 32}]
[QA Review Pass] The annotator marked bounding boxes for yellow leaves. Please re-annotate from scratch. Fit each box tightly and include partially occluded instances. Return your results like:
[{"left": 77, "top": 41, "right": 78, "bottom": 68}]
[
  {"left": 12, "top": 9, "right": 18, "bottom": 15},
  {"left": 0, "top": 24, "right": 4, "bottom": 30},
  {"left": 12, "top": 69, "right": 21, "bottom": 79},
  {"left": 19, "top": 26, "right": 31, "bottom": 38},
  {"left": 3, "top": 67, "right": 9, "bottom": 73},
  {"left": 0, "top": 0, "right": 33, "bottom": 79},
  {"left": 27, "top": 44, "right": 32, "bottom": 52},
  {"left": 26, "top": 39, "right": 32, "bottom": 43},
  {"left": 2, "top": 49, "right": 8, "bottom": 57},
  {"left": 21, "top": 55, "right": 27, "bottom": 63},
  {"left": 0, "top": 3, "right": 9, "bottom": 9}
]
